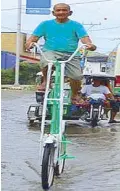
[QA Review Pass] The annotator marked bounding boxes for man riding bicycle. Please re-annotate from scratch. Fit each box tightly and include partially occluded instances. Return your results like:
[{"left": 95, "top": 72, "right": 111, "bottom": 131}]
[{"left": 25, "top": 3, "right": 96, "bottom": 104}]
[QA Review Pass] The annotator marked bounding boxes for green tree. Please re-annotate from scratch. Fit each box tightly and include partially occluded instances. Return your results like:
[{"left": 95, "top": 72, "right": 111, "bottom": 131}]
[
  {"left": 1, "top": 69, "right": 14, "bottom": 84},
  {"left": 1, "top": 62, "right": 40, "bottom": 85}
]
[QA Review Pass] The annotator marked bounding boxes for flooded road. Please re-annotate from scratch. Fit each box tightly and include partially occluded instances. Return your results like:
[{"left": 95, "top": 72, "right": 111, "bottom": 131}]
[{"left": 1, "top": 90, "right": 120, "bottom": 191}]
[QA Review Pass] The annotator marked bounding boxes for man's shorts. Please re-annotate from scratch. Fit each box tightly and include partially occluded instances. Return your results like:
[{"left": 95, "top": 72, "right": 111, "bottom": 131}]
[{"left": 40, "top": 50, "right": 82, "bottom": 80}]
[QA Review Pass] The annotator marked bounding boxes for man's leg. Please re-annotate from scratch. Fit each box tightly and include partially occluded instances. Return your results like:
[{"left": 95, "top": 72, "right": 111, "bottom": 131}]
[
  {"left": 37, "top": 66, "right": 48, "bottom": 91},
  {"left": 64, "top": 54, "right": 83, "bottom": 103},
  {"left": 108, "top": 100, "right": 120, "bottom": 123},
  {"left": 37, "top": 51, "right": 58, "bottom": 91},
  {"left": 69, "top": 79, "right": 81, "bottom": 97},
  {"left": 69, "top": 79, "right": 83, "bottom": 104},
  {"left": 110, "top": 111, "right": 117, "bottom": 121},
  {"left": 37, "top": 66, "right": 55, "bottom": 91}
]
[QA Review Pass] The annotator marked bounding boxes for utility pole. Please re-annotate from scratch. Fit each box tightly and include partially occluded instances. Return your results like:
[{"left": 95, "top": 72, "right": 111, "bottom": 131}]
[{"left": 14, "top": 0, "right": 22, "bottom": 86}]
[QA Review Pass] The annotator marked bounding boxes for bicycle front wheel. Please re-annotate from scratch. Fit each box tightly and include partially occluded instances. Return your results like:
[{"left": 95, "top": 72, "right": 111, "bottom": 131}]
[{"left": 41, "top": 143, "right": 55, "bottom": 190}]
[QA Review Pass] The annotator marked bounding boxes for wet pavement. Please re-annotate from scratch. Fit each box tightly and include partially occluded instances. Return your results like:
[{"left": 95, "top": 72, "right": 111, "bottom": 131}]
[{"left": 1, "top": 90, "right": 120, "bottom": 191}]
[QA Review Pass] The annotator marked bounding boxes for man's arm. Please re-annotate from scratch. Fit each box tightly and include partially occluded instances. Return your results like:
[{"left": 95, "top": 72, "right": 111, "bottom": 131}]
[
  {"left": 25, "top": 21, "right": 45, "bottom": 50},
  {"left": 80, "top": 36, "right": 96, "bottom": 51},
  {"left": 105, "top": 93, "right": 114, "bottom": 100},
  {"left": 104, "top": 86, "right": 114, "bottom": 100},
  {"left": 25, "top": 35, "right": 39, "bottom": 50},
  {"left": 81, "top": 85, "right": 87, "bottom": 95}
]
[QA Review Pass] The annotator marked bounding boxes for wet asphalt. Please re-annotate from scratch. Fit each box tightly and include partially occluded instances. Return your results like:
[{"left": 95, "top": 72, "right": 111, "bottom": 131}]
[{"left": 1, "top": 90, "right": 120, "bottom": 191}]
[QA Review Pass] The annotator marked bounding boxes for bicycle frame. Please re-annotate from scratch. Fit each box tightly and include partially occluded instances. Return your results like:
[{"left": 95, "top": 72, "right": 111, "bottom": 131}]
[
  {"left": 39, "top": 57, "right": 78, "bottom": 164},
  {"left": 33, "top": 42, "right": 87, "bottom": 189}
]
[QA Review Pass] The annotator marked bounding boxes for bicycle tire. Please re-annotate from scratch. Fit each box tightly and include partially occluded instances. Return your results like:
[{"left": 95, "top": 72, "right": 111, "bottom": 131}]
[
  {"left": 29, "top": 119, "right": 34, "bottom": 124},
  {"left": 91, "top": 111, "right": 98, "bottom": 127},
  {"left": 55, "top": 157, "right": 65, "bottom": 176},
  {"left": 54, "top": 136, "right": 66, "bottom": 176},
  {"left": 41, "top": 143, "right": 55, "bottom": 190}
]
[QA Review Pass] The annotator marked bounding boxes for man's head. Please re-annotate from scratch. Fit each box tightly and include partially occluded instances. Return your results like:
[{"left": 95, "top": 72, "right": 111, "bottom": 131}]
[
  {"left": 52, "top": 3, "right": 72, "bottom": 22},
  {"left": 92, "top": 78, "right": 101, "bottom": 87}
]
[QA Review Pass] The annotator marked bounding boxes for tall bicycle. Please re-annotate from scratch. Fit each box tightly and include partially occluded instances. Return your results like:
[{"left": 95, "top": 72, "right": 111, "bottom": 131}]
[{"left": 33, "top": 43, "right": 87, "bottom": 190}]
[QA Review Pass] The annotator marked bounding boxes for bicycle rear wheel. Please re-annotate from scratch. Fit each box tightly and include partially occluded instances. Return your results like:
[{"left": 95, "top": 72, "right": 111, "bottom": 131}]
[
  {"left": 41, "top": 143, "right": 55, "bottom": 190},
  {"left": 54, "top": 135, "right": 66, "bottom": 176}
]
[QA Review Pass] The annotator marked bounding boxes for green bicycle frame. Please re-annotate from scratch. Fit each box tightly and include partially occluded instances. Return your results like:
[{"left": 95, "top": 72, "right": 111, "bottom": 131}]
[{"left": 50, "top": 61, "right": 62, "bottom": 134}]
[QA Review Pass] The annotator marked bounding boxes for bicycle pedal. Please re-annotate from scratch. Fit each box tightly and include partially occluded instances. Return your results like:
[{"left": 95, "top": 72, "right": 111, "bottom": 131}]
[
  {"left": 58, "top": 154, "right": 75, "bottom": 160},
  {"left": 61, "top": 140, "right": 72, "bottom": 144},
  {"left": 65, "top": 155, "right": 75, "bottom": 159}
]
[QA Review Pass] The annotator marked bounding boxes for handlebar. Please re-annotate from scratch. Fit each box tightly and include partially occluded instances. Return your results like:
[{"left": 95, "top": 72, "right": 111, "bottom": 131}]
[{"left": 32, "top": 42, "right": 88, "bottom": 63}]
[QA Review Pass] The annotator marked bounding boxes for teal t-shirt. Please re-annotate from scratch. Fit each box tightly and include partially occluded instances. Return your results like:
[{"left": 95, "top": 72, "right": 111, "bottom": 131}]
[{"left": 32, "top": 19, "right": 88, "bottom": 52}]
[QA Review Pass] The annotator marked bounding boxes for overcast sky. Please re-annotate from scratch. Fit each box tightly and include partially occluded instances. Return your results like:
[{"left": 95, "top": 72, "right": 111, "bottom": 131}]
[{"left": 1, "top": 0, "right": 120, "bottom": 54}]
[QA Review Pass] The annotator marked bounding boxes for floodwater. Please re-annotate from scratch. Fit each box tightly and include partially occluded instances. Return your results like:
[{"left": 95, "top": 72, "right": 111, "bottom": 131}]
[{"left": 1, "top": 90, "right": 120, "bottom": 191}]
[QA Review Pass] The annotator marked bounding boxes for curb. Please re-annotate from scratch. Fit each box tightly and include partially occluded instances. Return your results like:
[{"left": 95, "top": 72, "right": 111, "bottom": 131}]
[{"left": 1, "top": 85, "right": 36, "bottom": 90}]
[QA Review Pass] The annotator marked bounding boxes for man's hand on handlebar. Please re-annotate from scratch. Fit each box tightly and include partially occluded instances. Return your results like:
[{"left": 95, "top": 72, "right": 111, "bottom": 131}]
[
  {"left": 85, "top": 44, "right": 96, "bottom": 51},
  {"left": 25, "top": 42, "right": 35, "bottom": 51},
  {"left": 25, "top": 36, "right": 39, "bottom": 51}
]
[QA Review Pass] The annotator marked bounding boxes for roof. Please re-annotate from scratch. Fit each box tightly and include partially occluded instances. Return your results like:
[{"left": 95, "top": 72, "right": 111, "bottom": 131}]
[
  {"left": 84, "top": 73, "right": 115, "bottom": 80},
  {"left": 1, "top": 32, "right": 27, "bottom": 35},
  {"left": 87, "top": 56, "right": 108, "bottom": 62}
]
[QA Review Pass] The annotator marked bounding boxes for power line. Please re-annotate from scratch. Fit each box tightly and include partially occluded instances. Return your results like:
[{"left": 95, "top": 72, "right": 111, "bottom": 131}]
[
  {"left": 69, "top": 0, "right": 115, "bottom": 5},
  {"left": 1, "top": 0, "right": 119, "bottom": 11},
  {"left": 94, "top": 36, "right": 120, "bottom": 40},
  {"left": 1, "top": 8, "right": 20, "bottom": 11},
  {"left": 1, "top": 5, "right": 26, "bottom": 11},
  {"left": 2, "top": 25, "right": 120, "bottom": 33},
  {"left": 1, "top": 26, "right": 34, "bottom": 34},
  {"left": 1, "top": 26, "right": 15, "bottom": 31},
  {"left": 1, "top": 26, "right": 33, "bottom": 33},
  {"left": 91, "top": 25, "right": 120, "bottom": 31}
]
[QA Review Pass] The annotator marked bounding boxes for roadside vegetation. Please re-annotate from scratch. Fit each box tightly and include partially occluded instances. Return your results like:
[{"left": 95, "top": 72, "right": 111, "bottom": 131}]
[{"left": 1, "top": 62, "right": 40, "bottom": 85}]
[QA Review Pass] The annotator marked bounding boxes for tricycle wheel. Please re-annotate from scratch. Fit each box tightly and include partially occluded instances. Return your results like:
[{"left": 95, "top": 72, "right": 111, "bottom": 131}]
[
  {"left": 91, "top": 111, "right": 98, "bottom": 127},
  {"left": 29, "top": 120, "right": 34, "bottom": 124}
]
